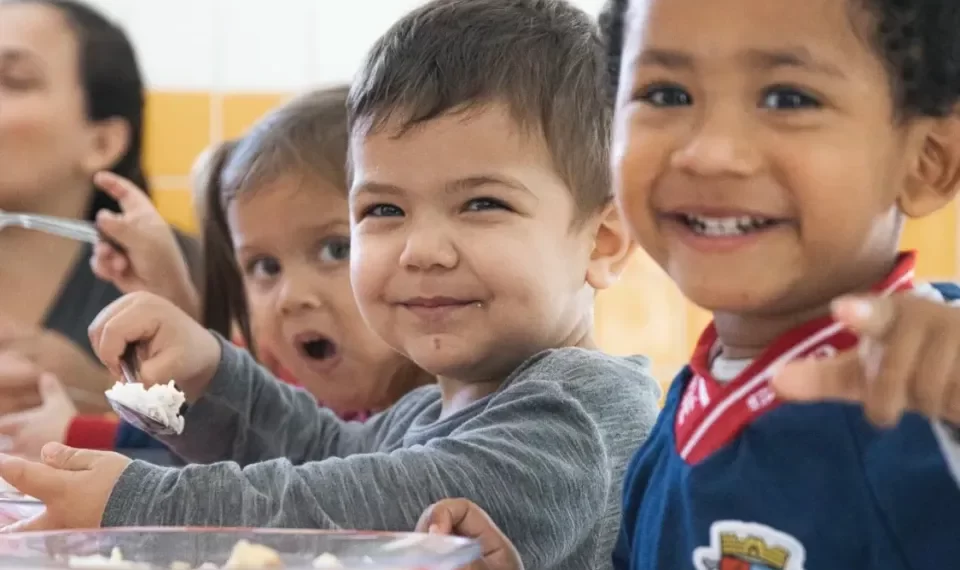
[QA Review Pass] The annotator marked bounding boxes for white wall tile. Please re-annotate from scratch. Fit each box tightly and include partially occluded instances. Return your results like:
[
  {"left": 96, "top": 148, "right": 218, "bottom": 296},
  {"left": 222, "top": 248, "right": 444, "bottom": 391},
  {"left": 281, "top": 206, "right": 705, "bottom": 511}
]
[
  {"left": 122, "top": 0, "right": 218, "bottom": 90},
  {"left": 218, "top": 0, "right": 313, "bottom": 91},
  {"left": 80, "top": 0, "right": 609, "bottom": 92},
  {"left": 310, "top": 0, "right": 428, "bottom": 85}
]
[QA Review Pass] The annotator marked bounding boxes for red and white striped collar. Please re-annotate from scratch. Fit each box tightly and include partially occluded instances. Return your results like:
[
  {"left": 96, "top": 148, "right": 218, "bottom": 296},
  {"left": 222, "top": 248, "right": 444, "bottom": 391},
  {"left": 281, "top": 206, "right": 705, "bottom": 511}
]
[{"left": 674, "top": 251, "right": 916, "bottom": 464}]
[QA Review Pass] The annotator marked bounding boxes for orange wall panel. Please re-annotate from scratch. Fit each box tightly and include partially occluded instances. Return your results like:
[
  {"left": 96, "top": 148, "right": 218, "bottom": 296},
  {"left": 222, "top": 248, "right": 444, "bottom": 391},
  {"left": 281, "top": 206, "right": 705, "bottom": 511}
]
[
  {"left": 900, "top": 203, "right": 958, "bottom": 279},
  {"left": 222, "top": 93, "right": 290, "bottom": 140},
  {"left": 686, "top": 303, "right": 712, "bottom": 352},
  {"left": 148, "top": 91, "right": 291, "bottom": 233},
  {"left": 152, "top": 188, "right": 197, "bottom": 234},
  {"left": 144, "top": 92, "right": 212, "bottom": 178},
  {"left": 595, "top": 253, "right": 690, "bottom": 388}
]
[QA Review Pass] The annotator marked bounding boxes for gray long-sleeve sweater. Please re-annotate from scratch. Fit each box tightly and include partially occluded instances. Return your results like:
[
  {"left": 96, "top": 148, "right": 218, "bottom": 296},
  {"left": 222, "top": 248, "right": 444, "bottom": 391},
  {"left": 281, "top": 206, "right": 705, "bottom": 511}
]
[{"left": 102, "top": 342, "right": 661, "bottom": 570}]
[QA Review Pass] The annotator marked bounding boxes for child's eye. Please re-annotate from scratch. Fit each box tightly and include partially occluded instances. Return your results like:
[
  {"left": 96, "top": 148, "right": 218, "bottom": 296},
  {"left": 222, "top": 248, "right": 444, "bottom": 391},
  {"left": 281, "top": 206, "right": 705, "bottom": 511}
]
[
  {"left": 463, "top": 197, "right": 510, "bottom": 212},
  {"left": 363, "top": 204, "right": 405, "bottom": 218},
  {"left": 246, "top": 257, "right": 282, "bottom": 279},
  {"left": 318, "top": 236, "right": 350, "bottom": 263},
  {"left": 761, "top": 86, "right": 821, "bottom": 110},
  {"left": 636, "top": 84, "right": 693, "bottom": 107}
]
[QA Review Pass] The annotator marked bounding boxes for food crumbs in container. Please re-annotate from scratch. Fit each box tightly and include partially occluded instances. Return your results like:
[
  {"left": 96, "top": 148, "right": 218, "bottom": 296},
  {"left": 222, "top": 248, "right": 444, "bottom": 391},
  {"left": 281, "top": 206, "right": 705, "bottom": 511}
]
[
  {"left": 222, "top": 540, "right": 283, "bottom": 568},
  {"left": 310, "top": 552, "right": 343, "bottom": 568}
]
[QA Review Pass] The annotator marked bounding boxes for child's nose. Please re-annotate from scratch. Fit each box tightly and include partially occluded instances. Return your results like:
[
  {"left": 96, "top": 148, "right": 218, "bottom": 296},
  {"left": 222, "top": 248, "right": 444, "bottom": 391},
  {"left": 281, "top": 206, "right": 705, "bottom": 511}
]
[
  {"left": 277, "top": 274, "right": 324, "bottom": 316},
  {"left": 670, "top": 113, "right": 762, "bottom": 178},
  {"left": 398, "top": 224, "right": 458, "bottom": 271}
]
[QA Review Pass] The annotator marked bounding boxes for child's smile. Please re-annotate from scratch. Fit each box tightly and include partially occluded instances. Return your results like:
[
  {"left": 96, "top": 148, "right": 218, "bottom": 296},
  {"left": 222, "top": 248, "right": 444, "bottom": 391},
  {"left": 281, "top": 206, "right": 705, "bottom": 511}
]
[
  {"left": 397, "top": 296, "right": 485, "bottom": 325},
  {"left": 613, "top": 0, "right": 922, "bottom": 323},
  {"left": 658, "top": 209, "right": 792, "bottom": 253}
]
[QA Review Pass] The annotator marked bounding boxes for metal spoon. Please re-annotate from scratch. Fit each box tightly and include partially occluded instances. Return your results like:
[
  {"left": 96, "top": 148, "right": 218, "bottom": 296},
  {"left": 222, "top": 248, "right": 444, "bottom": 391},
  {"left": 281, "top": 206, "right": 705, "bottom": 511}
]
[
  {"left": 105, "top": 345, "right": 180, "bottom": 435},
  {"left": 0, "top": 209, "right": 125, "bottom": 252}
]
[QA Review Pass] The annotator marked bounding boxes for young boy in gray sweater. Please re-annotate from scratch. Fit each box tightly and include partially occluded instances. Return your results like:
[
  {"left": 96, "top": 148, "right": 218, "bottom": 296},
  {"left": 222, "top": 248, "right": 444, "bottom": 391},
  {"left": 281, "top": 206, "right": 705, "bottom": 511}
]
[{"left": 0, "top": 1, "right": 661, "bottom": 569}]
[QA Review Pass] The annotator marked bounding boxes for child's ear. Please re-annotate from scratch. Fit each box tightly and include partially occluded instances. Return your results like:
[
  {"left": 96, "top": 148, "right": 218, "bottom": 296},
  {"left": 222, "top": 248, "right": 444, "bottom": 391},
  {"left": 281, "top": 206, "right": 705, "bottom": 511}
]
[
  {"left": 899, "top": 112, "right": 960, "bottom": 218},
  {"left": 586, "top": 202, "right": 636, "bottom": 290}
]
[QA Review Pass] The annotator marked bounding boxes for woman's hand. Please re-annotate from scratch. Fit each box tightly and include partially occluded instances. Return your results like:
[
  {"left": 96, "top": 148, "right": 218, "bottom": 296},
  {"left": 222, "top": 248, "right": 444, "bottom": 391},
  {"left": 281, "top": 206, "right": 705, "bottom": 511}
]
[
  {"left": 88, "top": 292, "right": 221, "bottom": 402},
  {"left": 0, "top": 374, "right": 76, "bottom": 460},
  {"left": 0, "top": 319, "right": 113, "bottom": 414},
  {"left": 89, "top": 172, "right": 200, "bottom": 320}
]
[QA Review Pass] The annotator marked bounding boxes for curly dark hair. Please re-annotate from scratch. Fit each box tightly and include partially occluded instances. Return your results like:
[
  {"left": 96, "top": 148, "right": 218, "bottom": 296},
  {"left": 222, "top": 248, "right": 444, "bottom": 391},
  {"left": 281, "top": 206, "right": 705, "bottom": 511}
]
[{"left": 599, "top": 0, "right": 960, "bottom": 118}]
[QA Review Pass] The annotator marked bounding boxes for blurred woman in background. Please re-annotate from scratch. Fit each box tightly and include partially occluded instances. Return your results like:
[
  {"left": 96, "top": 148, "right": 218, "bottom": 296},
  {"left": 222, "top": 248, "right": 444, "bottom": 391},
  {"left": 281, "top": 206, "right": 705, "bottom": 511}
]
[{"left": 0, "top": 0, "right": 199, "bottom": 460}]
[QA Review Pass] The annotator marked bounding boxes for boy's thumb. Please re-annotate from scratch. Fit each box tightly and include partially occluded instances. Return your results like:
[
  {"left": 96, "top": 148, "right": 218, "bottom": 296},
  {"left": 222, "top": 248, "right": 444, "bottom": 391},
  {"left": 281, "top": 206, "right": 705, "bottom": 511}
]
[
  {"left": 0, "top": 454, "right": 61, "bottom": 501},
  {"left": 40, "top": 443, "right": 96, "bottom": 471}
]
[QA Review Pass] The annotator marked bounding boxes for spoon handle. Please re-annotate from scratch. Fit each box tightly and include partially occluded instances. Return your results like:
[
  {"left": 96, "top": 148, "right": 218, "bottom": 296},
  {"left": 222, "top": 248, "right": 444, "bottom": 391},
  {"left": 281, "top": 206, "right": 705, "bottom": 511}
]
[{"left": 119, "top": 344, "right": 140, "bottom": 384}]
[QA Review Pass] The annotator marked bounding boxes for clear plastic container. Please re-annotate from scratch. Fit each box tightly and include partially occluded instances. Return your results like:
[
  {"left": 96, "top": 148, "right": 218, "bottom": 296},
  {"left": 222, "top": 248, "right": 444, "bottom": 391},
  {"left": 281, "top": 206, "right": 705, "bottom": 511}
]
[
  {"left": 0, "top": 495, "right": 43, "bottom": 526},
  {"left": 0, "top": 528, "right": 482, "bottom": 569}
]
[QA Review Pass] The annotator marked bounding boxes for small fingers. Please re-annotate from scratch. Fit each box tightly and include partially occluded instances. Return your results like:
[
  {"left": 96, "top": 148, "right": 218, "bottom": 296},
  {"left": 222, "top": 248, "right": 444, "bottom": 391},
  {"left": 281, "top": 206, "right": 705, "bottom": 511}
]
[
  {"left": 772, "top": 350, "right": 865, "bottom": 403},
  {"left": 89, "top": 244, "right": 122, "bottom": 280},
  {"left": 40, "top": 443, "right": 101, "bottom": 472},
  {"left": 88, "top": 295, "right": 149, "bottom": 375},
  {"left": 0, "top": 454, "right": 67, "bottom": 503},
  {"left": 864, "top": 326, "right": 924, "bottom": 427},
  {"left": 832, "top": 295, "right": 897, "bottom": 340},
  {"left": 93, "top": 171, "right": 151, "bottom": 213},
  {"left": 416, "top": 502, "right": 455, "bottom": 534},
  {"left": 417, "top": 499, "right": 511, "bottom": 558},
  {"left": 909, "top": 330, "right": 955, "bottom": 420},
  {"left": 942, "top": 375, "right": 960, "bottom": 426}
]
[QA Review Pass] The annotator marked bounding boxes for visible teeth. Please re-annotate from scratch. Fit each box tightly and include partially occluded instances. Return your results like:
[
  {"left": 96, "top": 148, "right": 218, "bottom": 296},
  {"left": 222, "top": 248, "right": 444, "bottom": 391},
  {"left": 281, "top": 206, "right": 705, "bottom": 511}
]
[{"left": 682, "top": 214, "right": 773, "bottom": 236}]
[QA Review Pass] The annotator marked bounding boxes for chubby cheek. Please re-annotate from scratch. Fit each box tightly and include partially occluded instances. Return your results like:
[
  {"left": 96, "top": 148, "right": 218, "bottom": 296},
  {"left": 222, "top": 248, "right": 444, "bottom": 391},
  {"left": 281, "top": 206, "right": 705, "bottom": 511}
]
[
  {"left": 245, "top": 290, "right": 282, "bottom": 354},
  {"left": 789, "top": 156, "right": 895, "bottom": 256},
  {"left": 348, "top": 323, "right": 401, "bottom": 371},
  {"left": 348, "top": 234, "right": 393, "bottom": 330},
  {"left": 613, "top": 147, "right": 663, "bottom": 258},
  {"left": 326, "top": 275, "right": 391, "bottom": 349}
]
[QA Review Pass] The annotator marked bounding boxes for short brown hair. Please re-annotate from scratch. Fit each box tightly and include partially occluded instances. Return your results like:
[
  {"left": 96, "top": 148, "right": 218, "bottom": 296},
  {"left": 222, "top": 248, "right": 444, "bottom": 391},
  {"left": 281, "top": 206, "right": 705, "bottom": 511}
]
[
  {"left": 200, "top": 86, "right": 350, "bottom": 350},
  {"left": 348, "top": 0, "right": 612, "bottom": 216}
]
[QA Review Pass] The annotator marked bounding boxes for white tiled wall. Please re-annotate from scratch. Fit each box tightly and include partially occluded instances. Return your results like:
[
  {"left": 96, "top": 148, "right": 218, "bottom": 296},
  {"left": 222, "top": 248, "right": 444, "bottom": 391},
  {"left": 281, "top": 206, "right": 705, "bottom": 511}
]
[{"left": 83, "top": 0, "right": 609, "bottom": 92}]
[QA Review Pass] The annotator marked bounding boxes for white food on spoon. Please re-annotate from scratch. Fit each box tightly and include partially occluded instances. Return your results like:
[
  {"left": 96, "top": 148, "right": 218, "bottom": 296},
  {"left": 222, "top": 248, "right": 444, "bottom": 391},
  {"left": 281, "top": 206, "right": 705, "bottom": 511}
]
[{"left": 104, "top": 380, "right": 186, "bottom": 434}]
